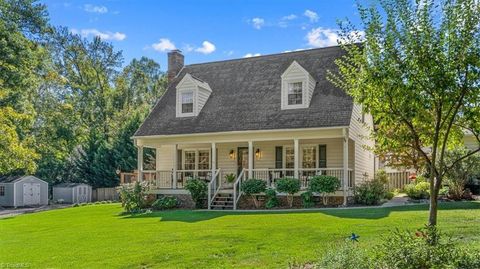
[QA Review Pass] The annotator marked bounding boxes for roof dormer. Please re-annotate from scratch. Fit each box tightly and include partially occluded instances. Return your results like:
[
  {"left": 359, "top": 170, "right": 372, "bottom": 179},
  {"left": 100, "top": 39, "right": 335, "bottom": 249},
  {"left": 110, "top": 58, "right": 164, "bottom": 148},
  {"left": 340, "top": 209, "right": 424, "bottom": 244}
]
[
  {"left": 281, "top": 61, "right": 316, "bottom": 110},
  {"left": 176, "top": 73, "right": 212, "bottom": 117}
]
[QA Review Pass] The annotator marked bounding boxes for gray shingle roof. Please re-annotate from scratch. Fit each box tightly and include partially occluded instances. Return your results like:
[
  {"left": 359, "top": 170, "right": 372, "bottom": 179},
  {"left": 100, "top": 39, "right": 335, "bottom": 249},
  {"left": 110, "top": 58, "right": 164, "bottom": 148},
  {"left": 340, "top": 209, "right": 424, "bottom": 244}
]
[
  {"left": 0, "top": 176, "right": 23, "bottom": 183},
  {"left": 135, "top": 45, "right": 353, "bottom": 137}
]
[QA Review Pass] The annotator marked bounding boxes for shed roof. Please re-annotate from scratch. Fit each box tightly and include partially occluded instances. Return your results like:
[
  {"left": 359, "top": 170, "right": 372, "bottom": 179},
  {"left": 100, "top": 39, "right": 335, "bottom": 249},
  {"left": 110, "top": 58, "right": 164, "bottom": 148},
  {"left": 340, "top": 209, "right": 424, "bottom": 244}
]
[{"left": 54, "top": 183, "right": 90, "bottom": 188}]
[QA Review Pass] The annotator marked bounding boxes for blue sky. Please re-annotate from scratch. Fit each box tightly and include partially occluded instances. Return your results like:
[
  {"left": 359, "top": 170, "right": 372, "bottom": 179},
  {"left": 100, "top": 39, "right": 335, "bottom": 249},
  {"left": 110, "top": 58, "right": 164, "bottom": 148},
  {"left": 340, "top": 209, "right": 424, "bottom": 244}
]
[{"left": 42, "top": 0, "right": 365, "bottom": 70}]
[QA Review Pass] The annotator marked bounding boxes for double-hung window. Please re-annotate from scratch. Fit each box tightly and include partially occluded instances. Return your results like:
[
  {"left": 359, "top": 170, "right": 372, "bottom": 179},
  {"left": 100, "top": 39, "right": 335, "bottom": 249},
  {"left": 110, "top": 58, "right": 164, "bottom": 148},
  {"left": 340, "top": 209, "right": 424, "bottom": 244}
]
[
  {"left": 287, "top": 82, "right": 303, "bottom": 105},
  {"left": 181, "top": 91, "right": 194, "bottom": 114}
]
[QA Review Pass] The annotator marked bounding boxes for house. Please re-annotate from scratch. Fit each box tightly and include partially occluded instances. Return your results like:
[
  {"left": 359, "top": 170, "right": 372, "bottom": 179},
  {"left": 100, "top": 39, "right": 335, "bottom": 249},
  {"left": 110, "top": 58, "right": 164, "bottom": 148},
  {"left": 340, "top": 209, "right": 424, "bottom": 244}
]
[
  {"left": 53, "top": 183, "right": 92, "bottom": 204},
  {"left": 0, "top": 175, "right": 49, "bottom": 207},
  {"left": 133, "top": 46, "right": 375, "bottom": 209}
]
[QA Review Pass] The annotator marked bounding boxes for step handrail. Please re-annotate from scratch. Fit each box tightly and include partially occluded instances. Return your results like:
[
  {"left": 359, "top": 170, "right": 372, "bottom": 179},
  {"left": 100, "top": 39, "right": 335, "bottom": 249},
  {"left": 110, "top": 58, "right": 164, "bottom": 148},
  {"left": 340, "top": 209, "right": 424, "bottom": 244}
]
[
  {"left": 208, "top": 169, "right": 221, "bottom": 210},
  {"left": 233, "top": 169, "right": 245, "bottom": 210}
]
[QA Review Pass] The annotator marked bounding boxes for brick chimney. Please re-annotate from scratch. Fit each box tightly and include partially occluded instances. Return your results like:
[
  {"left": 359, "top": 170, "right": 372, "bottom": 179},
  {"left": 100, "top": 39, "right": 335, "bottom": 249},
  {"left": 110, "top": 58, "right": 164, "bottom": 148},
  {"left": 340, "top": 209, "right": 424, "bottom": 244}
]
[{"left": 167, "top": 49, "right": 184, "bottom": 82}]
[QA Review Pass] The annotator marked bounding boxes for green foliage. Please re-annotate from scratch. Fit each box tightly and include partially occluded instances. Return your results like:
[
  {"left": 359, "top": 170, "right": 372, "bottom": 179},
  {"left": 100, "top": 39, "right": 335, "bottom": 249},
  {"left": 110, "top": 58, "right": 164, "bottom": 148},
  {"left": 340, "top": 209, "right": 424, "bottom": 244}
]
[
  {"left": 444, "top": 149, "right": 480, "bottom": 200},
  {"left": 309, "top": 175, "right": 341, "bottom": 205},
  {"left": 301, "top": 191, "right": 314, "bottom": 208},
  {"left": 354, "top": 178, "right": 387, "bottom": 205},
  {"left": 405, "top": 182, "right": 430, "bottom": 200},
  {"left": 117, "top": 181, "right": 149, "bottom": 213},
  {"left": 330, "top": 0, "right": 480, "bottom": 225},
  {"left": 241, "top": 179, "right": 266, "bottom": 208},
  {"left": 384, "top": 191, "right": 395, "bottom": 200},
  {"left": 265, "top": 188, "right": 279, "bottom": 209},
  {"left": 185, "top": 179, "right": 208, "bottom": 209},
  {"left": 439, "top": 186, "right": 450, "bottom": 196},
  {"left": 317, "top": 226, "right": 480, "bottom": 269},
  {"left": 276, "top": 178, "right": 301, "bottom": 208},
  {"left": 224, "top": 173, "right": 236, "bottom": 183},
  {"left": 152, "top": 196, "right": 179, "bottom": 210}
]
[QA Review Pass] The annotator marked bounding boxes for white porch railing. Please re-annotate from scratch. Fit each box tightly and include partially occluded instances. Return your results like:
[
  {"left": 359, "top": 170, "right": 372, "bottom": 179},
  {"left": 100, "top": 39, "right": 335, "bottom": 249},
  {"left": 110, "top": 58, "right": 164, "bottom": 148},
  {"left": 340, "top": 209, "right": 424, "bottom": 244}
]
[
  {"left": 137, "top": 169, "right": 214, "bottom": 189},
  {"left": 233, "top": 169, "right": 246, "bottom": 210},
  {"left": 249, "top": 168, "right": 354, "bottom": 190},
  {"left": 207, "top": 169, "right": 222, "bottom": 210}
]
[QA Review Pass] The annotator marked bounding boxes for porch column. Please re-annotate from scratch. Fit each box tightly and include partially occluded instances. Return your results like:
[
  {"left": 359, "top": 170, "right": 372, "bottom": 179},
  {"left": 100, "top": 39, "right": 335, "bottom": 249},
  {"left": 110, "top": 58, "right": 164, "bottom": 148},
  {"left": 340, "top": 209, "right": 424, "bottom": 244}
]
[
  {"left": 137, "top": 145, "right": 143, "bottom": 182},
  {"left": 342, "top": 128, "right": 349, "bottom": 206},
  {"left": 173, "top": 144, "right": 178, "bottom": 189},
  {"left": 211, "top": 142, "right": 216, "bottom": 178},
  {"left": 294, "top": 138, "right": 299, "bottom": 179},
  {"left": 248, "top": 141, "right": 253, "bottom": 179}
]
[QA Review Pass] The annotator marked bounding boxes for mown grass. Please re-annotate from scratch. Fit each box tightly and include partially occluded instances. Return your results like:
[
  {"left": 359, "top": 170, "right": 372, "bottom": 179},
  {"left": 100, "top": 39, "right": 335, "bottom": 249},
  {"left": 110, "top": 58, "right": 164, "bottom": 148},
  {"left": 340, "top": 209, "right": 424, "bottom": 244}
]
[{"left": 1, "top": 202, "right": 479, "bottom": 268}]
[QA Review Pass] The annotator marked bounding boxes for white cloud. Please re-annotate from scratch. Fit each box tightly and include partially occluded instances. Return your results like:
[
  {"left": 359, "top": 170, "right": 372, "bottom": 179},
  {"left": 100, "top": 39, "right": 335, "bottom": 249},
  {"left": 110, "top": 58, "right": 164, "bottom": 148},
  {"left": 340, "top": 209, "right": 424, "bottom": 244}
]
[
  {"left": 84, "top": 4, "right": 108, "bottom": 14},
  {"left": 282, "top": 14, "right": 297, "bottom": 20},
  {"left": 224, "top": 50, "right": 234, "bottom": 56},
  {"left": 243, "top": 53, "right": 261, "bottom": 58},
  {"left": 195, "top": 41, "right": 216, "bottom": 54},
  {"left": 152, "top": 38, "right": 176, "bottom": 52},
  {"left": 72, "top": 28, "right": 126, "bottom": 41},
  {"left": 306, "top": 27, "right": 364, "bottom": 47},
  {"left": 183, "top": 44, "right": 194, "bottom": 52},
  {"left": 251, "top": 17, "right": 265, "bottom": 29},
  {"left": 304, "top": 9, "right": 319, "bottom": 22}
]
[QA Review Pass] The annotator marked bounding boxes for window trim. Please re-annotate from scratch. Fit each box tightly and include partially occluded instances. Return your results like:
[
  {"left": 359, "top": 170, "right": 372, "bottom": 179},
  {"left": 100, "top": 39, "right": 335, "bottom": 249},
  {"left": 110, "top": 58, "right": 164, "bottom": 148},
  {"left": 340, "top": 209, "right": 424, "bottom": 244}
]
[
  {"left": 282, "top": 144, "right": 321, "bottom": 169},
  {"left": 281, "top": 78, "right": 307, "bottom": 110},
  {"left": 181, "top": 148, "right": 211, "bottom": 170},
  {"left": 180, "top": 91, "right": 194, "bottom": 114},
  {"left": 177, "top": 89, "right": 196, "bottom": 117},
  {"left": 287, "top": 81, "right": 304, "bottom": 106}
]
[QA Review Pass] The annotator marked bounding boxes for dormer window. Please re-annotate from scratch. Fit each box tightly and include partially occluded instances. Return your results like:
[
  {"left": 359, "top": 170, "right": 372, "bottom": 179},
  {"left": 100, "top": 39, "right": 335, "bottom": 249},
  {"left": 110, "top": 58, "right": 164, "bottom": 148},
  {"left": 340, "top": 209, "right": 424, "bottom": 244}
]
[
  {"left": 181, "top": 91, "right": 194, "bottom": 113},
  {"left": 176, "top": 73, "right": 212, "bottom": 117},
  {"left": 281, "top": 61, "right": 316, "bottom": 110},
  {"left": 287, "top": 82, "right": 303, "bottom": 105}
]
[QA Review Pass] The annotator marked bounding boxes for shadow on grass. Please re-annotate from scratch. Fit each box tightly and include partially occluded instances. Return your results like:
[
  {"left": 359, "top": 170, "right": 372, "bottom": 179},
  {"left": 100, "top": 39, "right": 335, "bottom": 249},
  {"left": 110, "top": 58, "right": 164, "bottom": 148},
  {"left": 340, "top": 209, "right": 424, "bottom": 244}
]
[{"left": 118, "top": 201, "right": 480, "bottom": 223}]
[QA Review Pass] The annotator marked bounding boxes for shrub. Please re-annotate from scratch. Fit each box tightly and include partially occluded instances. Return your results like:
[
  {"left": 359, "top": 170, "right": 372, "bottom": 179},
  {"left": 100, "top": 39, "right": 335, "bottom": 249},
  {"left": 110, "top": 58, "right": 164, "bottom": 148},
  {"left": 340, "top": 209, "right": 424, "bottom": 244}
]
[
  {"left": 309, "top": 175, "right": 341, "bottom": 205},
  {"left": 117, "top": 181, "right": 149, "bottom": 213},
  {"left": 315, "top": 226, "right": 480, "bottom": 269},
  {"left": 404, "top": 181, "right": 430, "bottom": 200},
  {"left": 301, "top": 191, "right": 314, "bottom": 208},
  {"left": 185, "top": 178, "right": 208, "bottom": 208},
  {"left": 439, "top": 186, "right": 449, "bottom": 196},
  {"left": 265, "top": 188, "right": 279, "bottom": 209},
  {"left": 384, "top": 191, "right": 395, "bottom": 200},
  {"left": 152, "top": 196, "right": 179, "bottom": 210},
  {"left": 241, "top": 179, "right": 266, "bottom": 208},
  {"left": 276, "top": 178, "right": 301, "bottom": 208},
  {"left": 354, "top": 179, "right": 386, "bottom": 205}
]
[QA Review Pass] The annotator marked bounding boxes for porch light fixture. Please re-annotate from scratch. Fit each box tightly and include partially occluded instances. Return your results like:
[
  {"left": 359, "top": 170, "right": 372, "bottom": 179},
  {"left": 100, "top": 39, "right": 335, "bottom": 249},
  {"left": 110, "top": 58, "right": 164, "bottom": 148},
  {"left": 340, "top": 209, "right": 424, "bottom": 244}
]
[
  {"left": 229, "top": 150, "right": 236, "bottom": 160},
  {"left": 255, "top": 148, "right": 262, "bottom": 159}
]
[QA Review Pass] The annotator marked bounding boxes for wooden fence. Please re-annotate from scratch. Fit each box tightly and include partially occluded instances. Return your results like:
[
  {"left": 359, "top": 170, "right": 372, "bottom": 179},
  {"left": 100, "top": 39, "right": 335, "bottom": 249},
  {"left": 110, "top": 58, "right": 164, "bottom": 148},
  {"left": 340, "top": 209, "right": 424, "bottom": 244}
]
[
  {"left": 386, "top": 171, "right": 412, "bottom": 190},
  {"left": 92, "top": 187, "right": 119, "bottom": 201}
]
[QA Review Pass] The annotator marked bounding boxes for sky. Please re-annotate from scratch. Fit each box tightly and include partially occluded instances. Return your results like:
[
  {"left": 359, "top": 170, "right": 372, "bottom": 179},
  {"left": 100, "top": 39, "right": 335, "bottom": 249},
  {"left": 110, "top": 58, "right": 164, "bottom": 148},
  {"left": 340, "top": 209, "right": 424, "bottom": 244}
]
[{"left": 42, "top": 0, "right": 366, "bottom": 70}]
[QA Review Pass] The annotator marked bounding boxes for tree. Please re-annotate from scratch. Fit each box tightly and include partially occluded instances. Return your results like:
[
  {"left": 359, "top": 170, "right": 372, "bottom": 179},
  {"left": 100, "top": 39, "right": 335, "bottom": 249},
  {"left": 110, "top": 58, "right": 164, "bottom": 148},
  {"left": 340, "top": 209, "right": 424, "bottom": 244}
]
[
  {"left": 330, "top": 0, "right": 480, "bottom": 225},
  {"left": 444, "top": 149, "right": 480, "bottom": 200},
  {"left": 309, "top": 175, "right": 341, "bottom": 205},
  {"left": 276, "top": 178, "right": 301, "bottom": 208},
  {"left": 0, "top": 0, "right": 49, "bottom": 175}
]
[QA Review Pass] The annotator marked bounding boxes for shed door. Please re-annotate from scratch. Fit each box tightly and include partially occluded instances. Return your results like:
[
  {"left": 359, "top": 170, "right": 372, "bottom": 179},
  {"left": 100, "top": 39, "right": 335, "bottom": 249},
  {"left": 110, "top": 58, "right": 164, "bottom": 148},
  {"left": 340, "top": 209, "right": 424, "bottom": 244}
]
[
  {"left": 78, "top": 187, "right": 87, "bottom": 203},
  {"left": 23, "top": 183, "right": 41, "bottom": 205}
]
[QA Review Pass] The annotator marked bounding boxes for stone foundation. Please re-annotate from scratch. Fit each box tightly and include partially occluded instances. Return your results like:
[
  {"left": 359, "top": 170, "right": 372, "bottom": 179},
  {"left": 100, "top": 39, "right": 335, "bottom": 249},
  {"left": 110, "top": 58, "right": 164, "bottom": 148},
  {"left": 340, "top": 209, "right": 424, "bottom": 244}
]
[{"left": 154, "top": 194, "right": 196, "bottom": 209}]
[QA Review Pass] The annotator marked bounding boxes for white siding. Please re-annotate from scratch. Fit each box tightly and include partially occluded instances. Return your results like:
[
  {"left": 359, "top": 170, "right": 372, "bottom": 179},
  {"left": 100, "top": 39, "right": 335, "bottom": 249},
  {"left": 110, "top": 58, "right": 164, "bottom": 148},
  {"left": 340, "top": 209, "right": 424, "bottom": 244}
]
[
  {"left": 349, "top": 103, "right": 375, "bottom": 183},
  {"left": 156, "top": 145, "right": 175, "bottom": 170},
  {"left": 197, "top": 87, "right": 211, "bottom": 113}
]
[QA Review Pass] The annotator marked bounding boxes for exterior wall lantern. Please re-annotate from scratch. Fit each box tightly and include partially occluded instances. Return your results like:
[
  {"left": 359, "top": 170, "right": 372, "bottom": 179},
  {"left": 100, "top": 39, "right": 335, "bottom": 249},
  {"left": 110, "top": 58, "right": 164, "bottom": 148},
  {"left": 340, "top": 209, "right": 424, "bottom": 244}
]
[
  {"left": 255, "top": 148, "right": 262, "bottom": 160},
  {"left": 229, "top": 149, "right": 236, "bottom": 160}
]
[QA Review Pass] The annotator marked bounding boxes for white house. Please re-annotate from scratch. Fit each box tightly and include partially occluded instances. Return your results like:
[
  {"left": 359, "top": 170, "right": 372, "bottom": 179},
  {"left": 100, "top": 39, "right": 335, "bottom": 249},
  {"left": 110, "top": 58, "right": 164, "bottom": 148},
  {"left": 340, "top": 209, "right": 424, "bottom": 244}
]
[{"left": 132, "top": 46, "right": 375, "bottom": 209}]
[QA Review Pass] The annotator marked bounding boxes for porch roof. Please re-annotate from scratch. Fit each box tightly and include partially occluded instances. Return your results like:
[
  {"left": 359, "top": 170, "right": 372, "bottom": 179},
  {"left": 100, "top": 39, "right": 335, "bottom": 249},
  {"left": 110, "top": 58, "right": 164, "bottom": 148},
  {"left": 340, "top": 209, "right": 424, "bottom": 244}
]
[{"left": 135, "top": 45, "right": 353, "bottom": 137}]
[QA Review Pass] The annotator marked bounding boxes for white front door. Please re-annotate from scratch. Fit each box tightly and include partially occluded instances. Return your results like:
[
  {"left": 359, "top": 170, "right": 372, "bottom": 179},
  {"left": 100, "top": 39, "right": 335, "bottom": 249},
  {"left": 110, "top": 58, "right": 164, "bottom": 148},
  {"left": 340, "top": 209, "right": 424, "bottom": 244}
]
[{"left": 23, "top": 183, "right": 41, "bottom": 205}]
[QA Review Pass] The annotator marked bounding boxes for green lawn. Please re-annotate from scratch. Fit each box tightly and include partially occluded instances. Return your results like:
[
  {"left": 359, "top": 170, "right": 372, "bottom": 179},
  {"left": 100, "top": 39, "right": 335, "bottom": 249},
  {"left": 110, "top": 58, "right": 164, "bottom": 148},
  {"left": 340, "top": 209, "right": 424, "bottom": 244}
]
[{"left": 1, "top": 202, "right": 480, "bottom": 269}]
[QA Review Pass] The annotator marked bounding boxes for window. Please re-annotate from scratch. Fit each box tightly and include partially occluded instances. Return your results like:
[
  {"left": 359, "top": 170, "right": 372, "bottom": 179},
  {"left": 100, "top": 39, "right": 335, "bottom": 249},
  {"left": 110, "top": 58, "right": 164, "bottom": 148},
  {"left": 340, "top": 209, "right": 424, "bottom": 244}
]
[
  {"left": 181, "top": 92, "right": 194, "bottom": 113},
  {"left": 319, "top": 145, "right": 327, "bottom": 168},
  {"left": 184, "top": 151, "right": 196, "bottom": 170},
  {"left": 287, "top": 82, "right": 303, "bottom": 105},
  {"left": 302, "top": 146, "right": 316, "bottom": 168},
  {"left": 285, "top": 147, "right": 295, "bottom": 169},
  {"left": 198, "top": 150, "right": 210, "bottom": 170},
  {"left": 0, "top": 186, "right": 4, "bottom": 196}
]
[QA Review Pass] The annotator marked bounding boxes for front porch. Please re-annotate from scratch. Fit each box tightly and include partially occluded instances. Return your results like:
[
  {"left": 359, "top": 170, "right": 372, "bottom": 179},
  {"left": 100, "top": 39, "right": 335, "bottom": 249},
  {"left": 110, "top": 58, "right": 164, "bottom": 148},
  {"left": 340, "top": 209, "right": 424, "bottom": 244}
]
[{"left": 133, "top": 128, "right": 358, "bottom": 209}]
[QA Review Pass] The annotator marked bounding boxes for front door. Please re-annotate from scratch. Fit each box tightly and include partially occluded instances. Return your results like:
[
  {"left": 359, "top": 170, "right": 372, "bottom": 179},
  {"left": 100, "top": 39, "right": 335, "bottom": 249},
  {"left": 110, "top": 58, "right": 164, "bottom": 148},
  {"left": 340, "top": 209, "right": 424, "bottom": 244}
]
[{"left": 237, "top": 147, "right": 249, "bottom": 175}]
